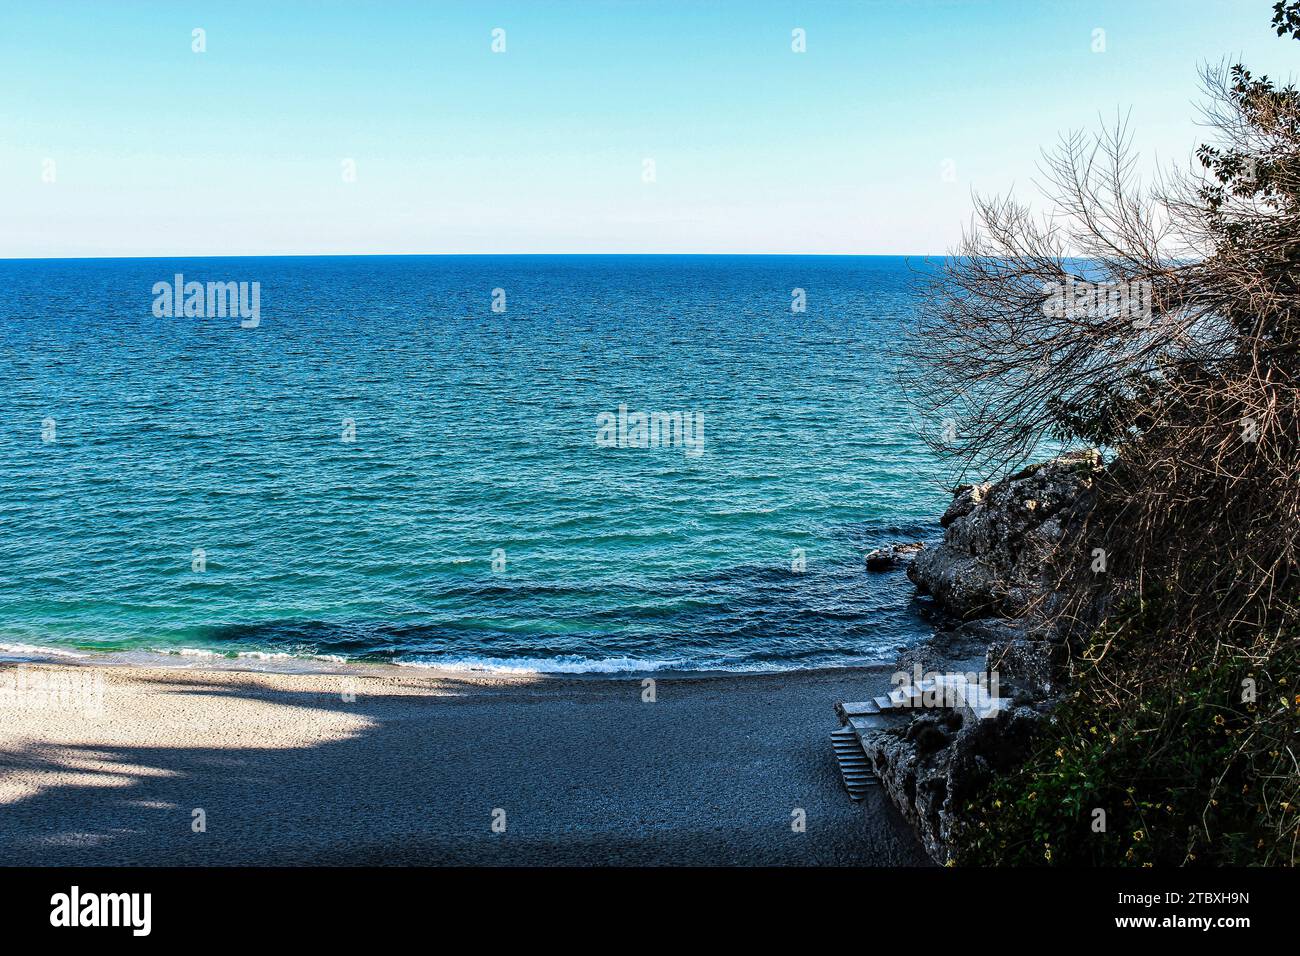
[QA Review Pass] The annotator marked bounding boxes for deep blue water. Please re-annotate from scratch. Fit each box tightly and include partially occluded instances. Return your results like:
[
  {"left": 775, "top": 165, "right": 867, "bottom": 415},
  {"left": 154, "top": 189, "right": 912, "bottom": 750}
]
[{"left": 0, "top": 255, "right": 948, "bottom": 672}]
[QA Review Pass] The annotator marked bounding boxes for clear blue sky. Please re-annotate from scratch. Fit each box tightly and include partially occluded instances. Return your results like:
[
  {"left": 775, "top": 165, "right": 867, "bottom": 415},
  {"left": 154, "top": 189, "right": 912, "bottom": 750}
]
[{"left": 1, "top": 0, "right": 1293, "bottom": 257}]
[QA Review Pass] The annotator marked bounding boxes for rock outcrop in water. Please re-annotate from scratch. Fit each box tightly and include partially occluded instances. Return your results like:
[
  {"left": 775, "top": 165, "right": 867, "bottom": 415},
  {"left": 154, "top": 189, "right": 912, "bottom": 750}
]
[
  {"left": 864, "top": 541, "right": 923, "bottom": 572},
  {"left": 845, "top": 450, "right": 1102, "bottom": 863}
]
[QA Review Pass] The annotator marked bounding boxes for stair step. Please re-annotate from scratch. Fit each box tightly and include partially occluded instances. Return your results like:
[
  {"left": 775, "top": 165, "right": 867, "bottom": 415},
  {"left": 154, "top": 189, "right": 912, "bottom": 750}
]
[
  {"left": 839, "top": 700, "right": 882, "bottom": 717},
  {"left": 888, "top": 685, "right": 924, "bottom": 706},
  {"left": 830, "top": 726, "right": 879, "bottom": 800}
]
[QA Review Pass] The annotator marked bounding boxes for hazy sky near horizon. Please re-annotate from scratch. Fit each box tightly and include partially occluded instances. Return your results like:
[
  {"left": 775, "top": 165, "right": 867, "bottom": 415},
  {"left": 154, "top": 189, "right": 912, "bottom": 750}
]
[{"left": 2, "top": 1, "right": 1294, "bottom": 257}]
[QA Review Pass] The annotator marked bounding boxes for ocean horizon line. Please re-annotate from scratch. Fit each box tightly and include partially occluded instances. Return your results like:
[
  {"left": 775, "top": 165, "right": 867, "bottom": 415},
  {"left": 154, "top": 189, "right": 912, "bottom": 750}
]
[{"left": 0, "top": 251, "right": 949, "bottom": 263}]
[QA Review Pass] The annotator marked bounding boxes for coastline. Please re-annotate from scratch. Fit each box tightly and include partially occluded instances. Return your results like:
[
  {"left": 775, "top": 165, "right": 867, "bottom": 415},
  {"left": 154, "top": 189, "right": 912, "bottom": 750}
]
[
  {"left": 0, "top": 657, "right": 929, "bottom": 866},
  {"left": 0, "top": 638, "right": 909, "bottom": 680}
]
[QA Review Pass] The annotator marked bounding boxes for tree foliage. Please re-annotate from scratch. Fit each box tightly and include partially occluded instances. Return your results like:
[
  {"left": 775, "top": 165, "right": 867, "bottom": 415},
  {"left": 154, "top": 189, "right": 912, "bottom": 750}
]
[{"left": 907, "top": 3, "right": 1300, "bottom": 864}]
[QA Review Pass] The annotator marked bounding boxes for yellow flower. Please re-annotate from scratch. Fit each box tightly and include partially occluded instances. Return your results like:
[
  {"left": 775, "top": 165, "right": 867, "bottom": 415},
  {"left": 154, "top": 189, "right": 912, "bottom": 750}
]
[
  {"left": 1044, "top": 848, "right": 1053, "bottom": 862},
  {"left": 1055, "top": 748, "right": 1064, "bottom": 758},
  {"left": 1133, "top": 830, "right": 1144, "bottom": 841},
  {"left": 1213, "top": 714, "right": 1225, "bottom": 726},
  {"left": 992, "top": 799, "right": 1002, "bottom": 809}
]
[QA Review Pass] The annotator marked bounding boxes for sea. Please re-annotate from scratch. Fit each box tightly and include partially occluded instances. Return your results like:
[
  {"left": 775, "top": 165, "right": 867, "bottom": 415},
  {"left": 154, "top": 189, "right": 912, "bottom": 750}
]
[{"left": 0, "top": 255, "right": 952, "bottom": 673}]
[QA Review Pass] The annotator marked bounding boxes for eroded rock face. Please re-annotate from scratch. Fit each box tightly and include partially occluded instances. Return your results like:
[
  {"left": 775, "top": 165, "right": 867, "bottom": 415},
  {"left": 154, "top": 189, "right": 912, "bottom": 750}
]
[
  {"left": 848, "top": 451, "right": 1100, "bottom": 863},
  {"left": 907, "top": 450, "right": 1102, "bottom": 619},
  {"left": 859, "top": 704, "right": 1047, "bottom": 863}
]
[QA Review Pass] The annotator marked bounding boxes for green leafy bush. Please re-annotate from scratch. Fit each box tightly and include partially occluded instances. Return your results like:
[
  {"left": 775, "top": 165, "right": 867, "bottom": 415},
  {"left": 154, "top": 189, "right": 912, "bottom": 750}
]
[{"left": 955, "top": 603, "right": 1300, "bottom": 866}]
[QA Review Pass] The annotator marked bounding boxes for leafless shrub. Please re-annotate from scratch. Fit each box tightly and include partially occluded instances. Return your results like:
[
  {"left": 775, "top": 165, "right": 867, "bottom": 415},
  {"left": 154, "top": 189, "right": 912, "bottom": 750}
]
[{"left": 904, "top": 46, "right": 1300, "bottom": 861}]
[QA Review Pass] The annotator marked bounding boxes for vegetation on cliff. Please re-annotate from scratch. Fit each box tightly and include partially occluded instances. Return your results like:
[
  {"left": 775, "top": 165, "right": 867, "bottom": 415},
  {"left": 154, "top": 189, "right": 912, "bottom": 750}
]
[{"left": 908, "top": 2, "right": 1300, "bottom": 865}]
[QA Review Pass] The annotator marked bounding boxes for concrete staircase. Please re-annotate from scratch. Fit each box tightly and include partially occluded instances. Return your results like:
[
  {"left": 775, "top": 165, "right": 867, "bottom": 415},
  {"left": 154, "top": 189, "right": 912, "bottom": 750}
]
[
  {"left": 830, "top": 726, "right": 878, "bottom": 800},
  {"left": 845, "top": 675, "right": 1011, "bottom": 722},
  {"left": 832, "top": 674, "right": 1011, "bottom": 802}
]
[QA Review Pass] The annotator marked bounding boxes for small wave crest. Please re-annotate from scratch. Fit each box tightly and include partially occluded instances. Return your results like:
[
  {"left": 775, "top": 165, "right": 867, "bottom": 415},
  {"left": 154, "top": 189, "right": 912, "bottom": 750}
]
[
  {"left": 170, "top": 647, "right": 349, "bottom": 664},
  {"left": 0, "top": 642, "right": 88, "bottom": 659},
  {"left": 393, "top": 654, "right": 686, "bottom": 674}
]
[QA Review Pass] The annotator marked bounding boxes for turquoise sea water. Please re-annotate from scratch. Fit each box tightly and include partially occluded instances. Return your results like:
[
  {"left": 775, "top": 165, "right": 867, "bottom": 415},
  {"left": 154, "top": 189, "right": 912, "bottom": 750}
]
[{"left": 0, "top": 255, "right": 948, "bottom": 672}]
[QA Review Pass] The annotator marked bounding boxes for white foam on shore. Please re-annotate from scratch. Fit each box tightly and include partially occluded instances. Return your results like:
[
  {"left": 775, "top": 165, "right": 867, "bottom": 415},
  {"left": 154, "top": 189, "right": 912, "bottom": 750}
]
[
  {"left": 0, "top": 642, "right": 88, "bottom": 659},
  {"left": 0, "top": 639, "right": 888, "bottom": 677},
  {"left": 388, "top": 654, "right": 879, "bottom": 675},
  {"left": 392, "top": 654, "right": 687, "bottom": 675},
  {"left": 171, "top": 647, "right": 349, "bottom": 664}
]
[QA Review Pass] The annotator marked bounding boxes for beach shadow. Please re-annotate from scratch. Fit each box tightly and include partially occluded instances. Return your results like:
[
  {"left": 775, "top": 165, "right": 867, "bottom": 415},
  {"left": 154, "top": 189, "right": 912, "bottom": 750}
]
[{"left": 0, "top": 666, "right": 931, "bottom": 866}]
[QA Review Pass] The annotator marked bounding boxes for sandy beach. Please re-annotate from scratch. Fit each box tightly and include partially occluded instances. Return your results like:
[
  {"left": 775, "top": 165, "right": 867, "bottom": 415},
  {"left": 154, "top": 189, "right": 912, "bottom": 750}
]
[{"left": 0, "top": 659, "right": 928, "bottom": 866}]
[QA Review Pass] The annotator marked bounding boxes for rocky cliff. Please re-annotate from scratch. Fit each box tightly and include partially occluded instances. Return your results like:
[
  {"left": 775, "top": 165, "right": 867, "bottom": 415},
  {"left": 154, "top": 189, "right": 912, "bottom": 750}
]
[
  {"left": 848, "top": 450, "right": 1102, "bottom": 863},
  {"left": 907, "top": 449, "right": 1101, "bottom": 619}
]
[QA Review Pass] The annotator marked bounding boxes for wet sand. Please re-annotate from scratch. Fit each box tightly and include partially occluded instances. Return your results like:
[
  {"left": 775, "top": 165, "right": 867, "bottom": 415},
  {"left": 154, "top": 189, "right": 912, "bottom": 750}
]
[{"left": 0, "top": 660, "right": 928, "bottom": 865}]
